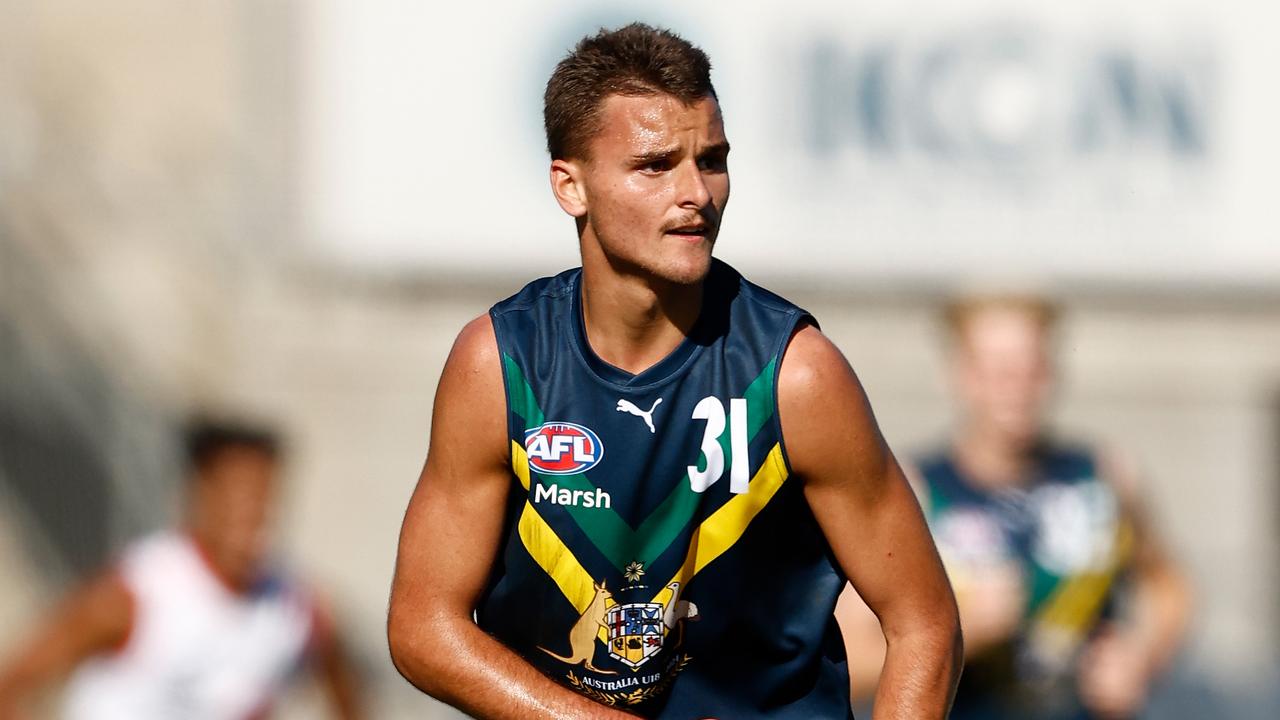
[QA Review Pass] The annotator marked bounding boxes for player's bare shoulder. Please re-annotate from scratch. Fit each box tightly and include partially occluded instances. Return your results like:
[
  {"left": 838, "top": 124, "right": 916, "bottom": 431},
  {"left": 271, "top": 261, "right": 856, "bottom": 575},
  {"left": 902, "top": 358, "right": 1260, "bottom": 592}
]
[
  {"left": 777, "top": 322, "right": 887, "bottom": 483},
  {"left": 446, "top": 314, "right": 501, "bottom": 379},
  {"left": 58, "top": 567, "right": 135, "bottom": 653},
  {"left": 435, "top": 314, "right": 504, "bottom": 408},
  {"left": 426, "top": 313, "right": 508, "bottom": 469},
  {"left": 777, "top": 322, "right": 874, "bottom": 424},
  {"left": 778, "top": 323, "right": 861, "bottom": 397}
]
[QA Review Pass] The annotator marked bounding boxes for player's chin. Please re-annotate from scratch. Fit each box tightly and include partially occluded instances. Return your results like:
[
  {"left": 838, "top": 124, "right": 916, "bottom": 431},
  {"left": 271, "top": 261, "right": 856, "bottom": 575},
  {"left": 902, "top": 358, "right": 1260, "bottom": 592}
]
[
  {"left": 656, "top": 241, "right": 714, "bottom": 282},
  {"left": 995, "top": 422, "right": 1041, "bottom": 451}
]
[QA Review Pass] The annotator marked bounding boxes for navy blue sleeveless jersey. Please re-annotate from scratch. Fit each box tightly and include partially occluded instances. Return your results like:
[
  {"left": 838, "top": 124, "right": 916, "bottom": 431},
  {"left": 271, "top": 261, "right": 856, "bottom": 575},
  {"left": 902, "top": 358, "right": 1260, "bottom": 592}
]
[
  {"left": 478, "top": 259, "right": 852, "bottom": 719},
  {"left": 916, "top": 444, "right": 1133, "bottom": 720}
]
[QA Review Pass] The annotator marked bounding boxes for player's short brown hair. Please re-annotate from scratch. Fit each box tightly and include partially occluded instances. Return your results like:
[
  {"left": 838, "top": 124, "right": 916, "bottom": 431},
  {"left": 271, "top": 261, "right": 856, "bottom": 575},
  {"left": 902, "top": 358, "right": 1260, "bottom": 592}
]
[
  {"left": 184, "top": 417, "right": 281, "bottom": 475},
  {"left": 543, "top": 23, "right": 716, "bottom": 161},
  {"left": 943, "top": 294, "right": 1061, "bottom": 346}
]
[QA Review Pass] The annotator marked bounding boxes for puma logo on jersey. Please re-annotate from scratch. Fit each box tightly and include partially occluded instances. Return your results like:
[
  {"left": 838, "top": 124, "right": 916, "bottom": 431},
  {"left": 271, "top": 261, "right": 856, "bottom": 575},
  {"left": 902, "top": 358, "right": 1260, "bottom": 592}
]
[{"left": 616, "top": 398, "right": 662, "bottom": 434}]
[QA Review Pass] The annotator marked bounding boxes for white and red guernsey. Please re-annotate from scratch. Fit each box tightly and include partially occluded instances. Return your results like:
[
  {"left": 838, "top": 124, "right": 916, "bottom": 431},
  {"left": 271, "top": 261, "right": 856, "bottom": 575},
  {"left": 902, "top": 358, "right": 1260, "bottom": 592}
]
[{"left": 62, "top": 533, "right": 318, "bottom": 720}]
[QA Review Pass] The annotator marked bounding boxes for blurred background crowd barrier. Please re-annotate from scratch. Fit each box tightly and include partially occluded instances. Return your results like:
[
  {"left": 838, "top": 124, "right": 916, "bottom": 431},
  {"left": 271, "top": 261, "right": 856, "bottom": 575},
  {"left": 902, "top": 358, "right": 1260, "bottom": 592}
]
[{"left": 1, "top": 0, "right": 1276, "bottom": 717}]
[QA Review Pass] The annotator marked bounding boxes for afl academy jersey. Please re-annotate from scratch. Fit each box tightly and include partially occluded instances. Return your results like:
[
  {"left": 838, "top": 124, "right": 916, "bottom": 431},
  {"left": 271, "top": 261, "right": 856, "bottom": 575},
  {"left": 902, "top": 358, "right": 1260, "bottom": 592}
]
[
  {"left": 916, "top": 445, "right": 1133, "bottom": 720},
  {"left": 480, "top": 260, "right": 852, "bottom": 719},
  {"left": 62, "top": 533, "right": 316, "bottom": 720}
]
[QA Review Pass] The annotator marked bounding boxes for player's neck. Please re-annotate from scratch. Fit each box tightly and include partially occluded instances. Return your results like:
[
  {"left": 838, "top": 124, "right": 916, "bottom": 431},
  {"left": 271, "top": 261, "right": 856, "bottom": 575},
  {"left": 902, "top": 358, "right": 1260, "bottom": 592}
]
[
  {"left": 184, "top": 528, "right": 250, "bottom": 595},
  {"left": 579, "top": 264, "right": 703, "bottom": 376},
  {"left": 952, "top": 425, "right": 1038, "bottom": 490}
]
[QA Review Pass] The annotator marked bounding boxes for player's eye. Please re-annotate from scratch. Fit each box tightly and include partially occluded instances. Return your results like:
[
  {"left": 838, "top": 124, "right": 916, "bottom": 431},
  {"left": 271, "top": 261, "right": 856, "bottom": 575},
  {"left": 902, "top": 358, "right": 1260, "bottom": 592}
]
[
  {"left": 638, "top": 159, "right": 671, "bottom": 173},
  {"left": 697, "top": 152, "right": 728, "bottom": 173}
]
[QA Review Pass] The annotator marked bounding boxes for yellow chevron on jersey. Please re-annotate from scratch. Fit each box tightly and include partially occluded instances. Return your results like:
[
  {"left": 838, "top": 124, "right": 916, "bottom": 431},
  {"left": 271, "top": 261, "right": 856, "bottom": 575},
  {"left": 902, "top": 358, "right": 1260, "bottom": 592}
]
[
  {"left": 658, "top": 443, "right": 789, "bottom": 595},
  {"left": 513, "top": 440, "right": 793, "bottom": 610}
]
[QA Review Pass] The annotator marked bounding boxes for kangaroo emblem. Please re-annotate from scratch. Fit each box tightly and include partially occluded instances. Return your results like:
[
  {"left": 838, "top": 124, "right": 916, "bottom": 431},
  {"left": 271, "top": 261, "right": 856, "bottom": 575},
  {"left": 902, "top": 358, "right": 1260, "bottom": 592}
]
[
  {"left": 539, "top": 580, "right": 617, "bottom": 674},
  {"left": 616, "top": 398, "right": 663, "bottom": 434}
]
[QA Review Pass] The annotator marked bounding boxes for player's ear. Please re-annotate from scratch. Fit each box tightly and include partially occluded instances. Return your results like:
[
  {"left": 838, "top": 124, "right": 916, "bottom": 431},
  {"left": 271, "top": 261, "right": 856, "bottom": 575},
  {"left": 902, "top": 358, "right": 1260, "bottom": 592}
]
[{"left": 550, "top": 159, "right": 588, "bottom": 218}]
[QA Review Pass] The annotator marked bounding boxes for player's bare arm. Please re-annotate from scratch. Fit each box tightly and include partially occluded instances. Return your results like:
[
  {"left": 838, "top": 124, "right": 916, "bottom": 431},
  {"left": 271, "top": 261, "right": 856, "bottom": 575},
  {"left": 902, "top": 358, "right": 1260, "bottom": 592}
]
[
  {"left": 387, "top": 315, "right": 637, "bottom": 720},
  {"left": 309, "top": 595, "right": 366, "bottom": 720},
  {"left": 779, "top": 324, "right": 962, "bottom": 720},
  {"left": 0, "top": 569, "right": 132, "bottom": 718},
  {"left": 1077, "top": 451, "right": 1193, "bottom": 718}
]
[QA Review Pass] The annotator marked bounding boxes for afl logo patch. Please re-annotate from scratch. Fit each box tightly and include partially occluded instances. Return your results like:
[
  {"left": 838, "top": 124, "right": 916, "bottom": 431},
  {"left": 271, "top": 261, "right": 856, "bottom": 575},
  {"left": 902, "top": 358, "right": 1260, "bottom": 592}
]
[{"left": 524, "top": 422, "right": 604, "bottom": 476}]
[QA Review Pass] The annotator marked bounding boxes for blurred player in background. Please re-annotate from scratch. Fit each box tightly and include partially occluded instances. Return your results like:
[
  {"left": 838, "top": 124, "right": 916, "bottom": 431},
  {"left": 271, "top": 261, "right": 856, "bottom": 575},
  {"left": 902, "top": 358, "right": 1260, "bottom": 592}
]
[
  {"left": 838, "top": 295, "right": 1192, "bottom": 719},
  {"left": 0, "top": 419, "right": 364, "bottom": 720}
]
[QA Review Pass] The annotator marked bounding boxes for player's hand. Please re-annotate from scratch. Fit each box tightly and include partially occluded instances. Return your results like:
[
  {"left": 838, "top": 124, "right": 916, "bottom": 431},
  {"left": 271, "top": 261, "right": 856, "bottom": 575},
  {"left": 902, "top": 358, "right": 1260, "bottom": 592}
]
[{"left": 1077, "top": 625, "right": 1150, "bottom": 719}]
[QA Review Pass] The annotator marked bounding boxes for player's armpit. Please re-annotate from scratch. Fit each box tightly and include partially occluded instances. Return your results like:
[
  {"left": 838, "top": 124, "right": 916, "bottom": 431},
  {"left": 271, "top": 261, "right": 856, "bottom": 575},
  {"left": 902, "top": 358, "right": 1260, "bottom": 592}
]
[
  {"left": 0, "top": 568, "right": 133, "bottom": 713},
  {"left": 386, "top": 315, "right": 636, "bottom": 720},
  {"left": 778, "top": 324, "right": 961, "bottom": 720}
]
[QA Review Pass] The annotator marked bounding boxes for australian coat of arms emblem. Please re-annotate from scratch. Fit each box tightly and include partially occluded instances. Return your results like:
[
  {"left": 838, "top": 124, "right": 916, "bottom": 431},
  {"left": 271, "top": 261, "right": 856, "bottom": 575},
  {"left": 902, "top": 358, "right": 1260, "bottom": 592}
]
[{"left": 540, "top": 578, "right": 699, "bottom": 674}]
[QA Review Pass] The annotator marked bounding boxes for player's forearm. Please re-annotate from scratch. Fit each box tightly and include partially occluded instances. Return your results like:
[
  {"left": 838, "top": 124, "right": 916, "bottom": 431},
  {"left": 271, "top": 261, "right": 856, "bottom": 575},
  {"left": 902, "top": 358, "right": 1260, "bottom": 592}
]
[
  {"left": 1133, "top": 562, "right": 1193, "bottom": 676},
  {"left": 316, "top": 642, "right": 365, "bottom": 720},
  {"left": 388, "top": 614, "right": 636, "bottom": 720},
  {"left": 870, "top": 620, "right": 963, "bottom": 720}
]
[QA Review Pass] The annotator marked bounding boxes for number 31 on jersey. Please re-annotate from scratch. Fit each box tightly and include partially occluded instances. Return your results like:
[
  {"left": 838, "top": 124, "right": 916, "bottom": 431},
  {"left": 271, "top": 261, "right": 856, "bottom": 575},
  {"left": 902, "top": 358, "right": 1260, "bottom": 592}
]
[{"left": 689, "top": 396, "right": 749, "bottom": 495}]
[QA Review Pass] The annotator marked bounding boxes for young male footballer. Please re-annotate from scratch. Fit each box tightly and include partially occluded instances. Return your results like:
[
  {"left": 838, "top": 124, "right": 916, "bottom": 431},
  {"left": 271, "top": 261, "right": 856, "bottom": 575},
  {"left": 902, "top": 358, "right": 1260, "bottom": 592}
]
[{"left": 388, "top": 23, "right": 961, "bottom": 719}]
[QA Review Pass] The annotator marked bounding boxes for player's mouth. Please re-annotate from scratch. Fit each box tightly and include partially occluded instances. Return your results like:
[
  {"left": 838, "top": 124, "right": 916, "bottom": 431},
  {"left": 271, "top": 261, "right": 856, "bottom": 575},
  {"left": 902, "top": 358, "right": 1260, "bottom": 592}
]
[{"left": 664, "top": 224, "right": 712, "bottom": 241}]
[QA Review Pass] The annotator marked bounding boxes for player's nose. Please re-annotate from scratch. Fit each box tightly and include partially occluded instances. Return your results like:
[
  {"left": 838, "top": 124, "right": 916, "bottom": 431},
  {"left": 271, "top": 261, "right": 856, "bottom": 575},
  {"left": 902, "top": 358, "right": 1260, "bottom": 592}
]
[{"left": 674, "top": 158, "right": 712, "bottom": 209}]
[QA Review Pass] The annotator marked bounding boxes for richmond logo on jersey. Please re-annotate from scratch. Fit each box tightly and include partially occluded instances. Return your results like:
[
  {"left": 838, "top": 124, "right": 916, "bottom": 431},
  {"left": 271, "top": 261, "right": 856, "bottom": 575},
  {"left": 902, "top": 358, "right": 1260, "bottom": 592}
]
[{"left": 524, "top": 422, "right": 604, "bottom": 476}]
